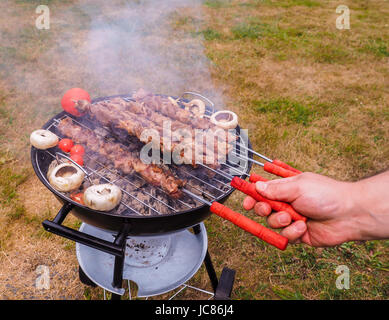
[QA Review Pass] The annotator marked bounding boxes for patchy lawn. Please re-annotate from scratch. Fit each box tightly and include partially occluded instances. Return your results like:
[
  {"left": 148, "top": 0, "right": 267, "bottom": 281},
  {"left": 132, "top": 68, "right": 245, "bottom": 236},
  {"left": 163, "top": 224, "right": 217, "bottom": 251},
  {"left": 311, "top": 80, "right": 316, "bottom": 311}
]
[{"left": 0, "top": 0, "right": 388, "bottom": 299}]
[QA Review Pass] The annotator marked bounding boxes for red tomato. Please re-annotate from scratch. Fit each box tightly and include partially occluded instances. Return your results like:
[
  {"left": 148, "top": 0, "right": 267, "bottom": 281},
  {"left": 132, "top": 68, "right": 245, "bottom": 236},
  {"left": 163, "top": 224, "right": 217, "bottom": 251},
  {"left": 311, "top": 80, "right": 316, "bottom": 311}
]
[
  {"left": 70, "top": 154, "right": 84, "bottom": 166},
  {"left": 61, "top": 88, "right": 91, "bottom": 117},
  {"left": 58, "top": 138, "right": 74, "bottom": 153},
  {"left": 70, "top": 192, "right": 84, "bottom": 205},
  {"left": 70, "top": 144, "right": 85, "bottom": 157}
]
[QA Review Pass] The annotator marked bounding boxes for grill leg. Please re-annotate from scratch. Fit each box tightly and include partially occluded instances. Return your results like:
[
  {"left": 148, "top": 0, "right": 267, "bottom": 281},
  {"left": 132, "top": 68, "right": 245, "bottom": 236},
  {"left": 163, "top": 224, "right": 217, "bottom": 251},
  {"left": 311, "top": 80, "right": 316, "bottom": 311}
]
[
  {"left": 192, "top": 225, "right": 219, "bottom": 292},
  {"left": 193, "top": 224, "right": 236, "bottom": 299},
  {"left": 193, "top": 225, "right": 218, "bottom": 292},
  {"left": 111, "top": 223, "right": 131, "bottom": 293},
  {"left": 204, "top": 250, "right": 219, "bottom": 293},
  {"left": 112, "top": 255, "right": 125, "bottom": 289},
  {"left": 110, "top": 293, "right": 122, "bottom": 300},
  {"left": 214, "top": 267, "right": 236, "bottom": 300}
]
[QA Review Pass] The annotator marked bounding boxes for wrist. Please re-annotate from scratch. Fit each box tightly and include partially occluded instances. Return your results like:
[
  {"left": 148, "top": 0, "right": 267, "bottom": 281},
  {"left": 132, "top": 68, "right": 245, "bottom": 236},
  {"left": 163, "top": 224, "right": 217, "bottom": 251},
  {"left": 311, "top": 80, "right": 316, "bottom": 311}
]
[
  {"left": 348, "top": 180, "right": 389, "bottom": 241},
  {"left": 337, "top": 181, "right": 370, "bottom": 242}
]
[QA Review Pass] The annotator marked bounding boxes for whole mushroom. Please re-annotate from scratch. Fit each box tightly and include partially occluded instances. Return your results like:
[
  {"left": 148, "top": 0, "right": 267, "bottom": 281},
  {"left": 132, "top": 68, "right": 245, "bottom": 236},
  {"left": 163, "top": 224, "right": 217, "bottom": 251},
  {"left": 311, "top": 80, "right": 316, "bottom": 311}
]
[
  {"left": 47, "top": 162, "right": 85, "bottom": 192},
  {"left": 83, "top": 184, "right": 122, "bottom": 211},
  {"left": 30, "top": 129, "right": 59, "bottom": 150}
]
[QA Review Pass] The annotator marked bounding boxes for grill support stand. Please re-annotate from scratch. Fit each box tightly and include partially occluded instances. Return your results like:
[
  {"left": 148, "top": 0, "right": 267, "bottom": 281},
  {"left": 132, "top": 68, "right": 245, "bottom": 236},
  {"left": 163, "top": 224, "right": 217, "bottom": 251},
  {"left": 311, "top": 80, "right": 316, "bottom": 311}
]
[
  {"left": 192, "top": 224, "right": 219, "bottom": 293},
  {"left": 111, "top": 223, "right": 131, "bottom": 300},
  {"left": 43, "top": 202, "right": 236, "bottom": 300}
]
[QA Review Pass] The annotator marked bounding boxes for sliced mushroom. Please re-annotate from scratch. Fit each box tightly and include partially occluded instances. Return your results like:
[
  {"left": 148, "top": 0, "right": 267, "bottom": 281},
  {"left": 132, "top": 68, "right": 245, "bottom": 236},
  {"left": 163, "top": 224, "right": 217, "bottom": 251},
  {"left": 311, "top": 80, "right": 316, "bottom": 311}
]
[
  {"left": 30, "top": 129, "right": 59, "bottom": 150},
  {"left": 183, "top": 99, "right": 206, "bottom": 118},
  {"left": 210, "top": 110, "right": 238, "bottom": 130},
  {"left": 83, "top": 184, "right": 122, "bottom": 211},
  {"left": 48, "top": 162, "right": 85, "bottom": 192}
]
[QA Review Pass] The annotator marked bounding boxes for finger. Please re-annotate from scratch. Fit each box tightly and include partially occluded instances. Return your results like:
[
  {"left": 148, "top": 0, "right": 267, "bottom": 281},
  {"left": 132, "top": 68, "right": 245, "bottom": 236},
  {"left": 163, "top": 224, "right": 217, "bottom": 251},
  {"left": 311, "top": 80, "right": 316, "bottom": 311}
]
[
  {"left": 266, "top": 211, "right": 292, "bottom": 228},
  {"left": 280, "top": 220, "right": 307, "bottom": 243},
  {"left": 255, "top": 176, "right": 301, "bottom": 203},
  {"left": 243, "top": 196, "right": 256, "bottom": 210},
  {"left": 253, "top": 202, "right": 272, "bottom": 217}
]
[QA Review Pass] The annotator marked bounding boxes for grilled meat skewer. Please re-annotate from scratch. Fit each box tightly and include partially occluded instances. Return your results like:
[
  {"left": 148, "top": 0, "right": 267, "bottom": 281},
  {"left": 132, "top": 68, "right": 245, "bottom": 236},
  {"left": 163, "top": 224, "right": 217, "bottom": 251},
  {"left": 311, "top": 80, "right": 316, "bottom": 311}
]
[
  {"left": 132, "top": 88, "right": 211, "bottom": 130},
  {"left": 131, "top": 90, "right": 237, "bottom": 142},
  {"left": 57, "top": 117, "right": 185, "bottom": 198},
  {"left": 75, "top": 99, "right": 231, "bottom": 168},
  {"left": 108, "top": 97, "right": 237, "bottom": 145}
]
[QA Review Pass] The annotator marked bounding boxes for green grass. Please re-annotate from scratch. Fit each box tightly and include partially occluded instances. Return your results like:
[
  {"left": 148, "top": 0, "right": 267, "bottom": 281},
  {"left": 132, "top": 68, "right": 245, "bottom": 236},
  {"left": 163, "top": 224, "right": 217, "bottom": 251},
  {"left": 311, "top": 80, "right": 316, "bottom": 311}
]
[
  {"left": 221, "top": 12, "right": 387, "bottom": 64},
  {"left": 231, "top": 19, "right": 306, "bottom": 41},
  {"left": 204, "top": 0, "right": 232, "bottom": 8},
  {"left": 0, "top": 166, "right": 29, "bottom": 205},
  {"left": 227, "top": 18, "right": 353, "bottom": 64},
  {"left": 199, "top": 0, "right": 389, "bottom": 299},
  {"left": 310, "top": 43, "right": 352, "bottom": 64},
  {"left": 272, "top": 286, "right": 305, "bottom": 300},
  {"left": 207, "top": 0, "right": 321, "bottom": 8},
  {"left": 15, "top": 0, "right": 72, "bottom": 4},
  {"left": 263, "top": 0, "right": 322, "bottom": 7},
  {"left": 252, "top": 98, "right": 325, "bottom": 126},
  {"left": 360, "top": 38, "right": 389, "bottom": 58},
  {"left": 231, "top": 23, "right": 262, "bottom": 39},
  {"left": 200, "top": 28, "right": 223, "bottom": 41},
  {"left": 0, "top": 0, "right": 388, "bottom": 300},
  {"left": 0, "top": 154, "right": 30, "bottom": 227},
  {"left": 194, "top": 6, "right": 387, "bottom": 65}
]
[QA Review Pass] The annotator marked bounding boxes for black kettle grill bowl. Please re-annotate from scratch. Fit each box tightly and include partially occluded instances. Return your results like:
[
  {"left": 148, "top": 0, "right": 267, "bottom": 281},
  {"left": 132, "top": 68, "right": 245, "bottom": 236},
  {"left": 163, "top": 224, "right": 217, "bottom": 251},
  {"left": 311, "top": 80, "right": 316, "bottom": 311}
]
[{"left": 31, "top": 94, "right": 253, "bottom": 235}]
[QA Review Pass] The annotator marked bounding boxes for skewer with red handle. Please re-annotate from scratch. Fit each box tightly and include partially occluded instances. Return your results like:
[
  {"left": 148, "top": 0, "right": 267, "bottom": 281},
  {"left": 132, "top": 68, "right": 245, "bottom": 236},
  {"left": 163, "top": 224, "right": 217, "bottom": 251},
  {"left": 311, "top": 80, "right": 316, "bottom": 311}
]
[
  {"left": 198, "top": 163, "right": 306, "bottom": 222},
  {"left": 248, "top": 172, "right": 269, "bottom": 183},
  {"left": 234, "top": 143, "right": 302, "bottom": 174},
  {"left": 231, "top": 153, "right": 300, "bottom": 178},
  {"left": 230, "top": 177, "right": 307, "bottom": 222},
  {"left": 222, "top": 164, "right": 305, "bottom": 221},
  {"left": 272, "top": 159, "right": 301, "bottom": 174},
  {"left": 210, "top": 202, "right": 288, "bottom": 250},
  {"left": 263, "top": 162, "right": 300, "bottom": 178},
  {"left": 182, "top": 189, "right": 288, "bottom": 250}
]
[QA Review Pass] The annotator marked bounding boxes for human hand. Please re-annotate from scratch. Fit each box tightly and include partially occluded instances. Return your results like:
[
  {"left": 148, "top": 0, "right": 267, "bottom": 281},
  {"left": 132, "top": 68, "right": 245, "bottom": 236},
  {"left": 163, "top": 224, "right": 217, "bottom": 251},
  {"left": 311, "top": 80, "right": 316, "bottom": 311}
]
[{"left": 243, "top": 172, "right": 375, "bottom": 247}]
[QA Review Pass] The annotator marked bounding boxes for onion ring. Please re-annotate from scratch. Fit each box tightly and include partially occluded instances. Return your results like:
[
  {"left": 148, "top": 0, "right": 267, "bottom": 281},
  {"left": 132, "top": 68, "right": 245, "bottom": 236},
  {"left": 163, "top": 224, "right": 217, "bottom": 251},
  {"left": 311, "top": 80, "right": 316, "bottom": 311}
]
[
  {"left": 184, "top": 99, "right": 206, "bottom": 118},
  {"left": 210, "top": 110, "right": 238, "bottom": 129}
]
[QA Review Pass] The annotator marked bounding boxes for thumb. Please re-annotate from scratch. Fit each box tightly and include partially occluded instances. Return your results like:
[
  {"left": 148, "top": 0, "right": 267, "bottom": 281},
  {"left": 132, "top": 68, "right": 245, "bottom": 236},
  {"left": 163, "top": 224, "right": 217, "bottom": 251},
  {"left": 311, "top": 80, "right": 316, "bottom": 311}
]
[{"left": 255, "top": 177, "right": 301, "bottom": 203}]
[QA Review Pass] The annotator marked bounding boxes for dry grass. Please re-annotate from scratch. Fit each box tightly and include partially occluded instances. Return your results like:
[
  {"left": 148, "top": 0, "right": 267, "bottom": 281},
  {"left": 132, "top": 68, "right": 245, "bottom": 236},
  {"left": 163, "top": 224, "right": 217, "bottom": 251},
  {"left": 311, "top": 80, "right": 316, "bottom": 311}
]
[
  {"left": 0, "top": 0, "right": 388, "bottom": 300},
  {"left": 201, "top": 0, "right": 389, "bottom": 180},
  {"left": 199, "top": 0, "right": 389, "bottom": 299}
]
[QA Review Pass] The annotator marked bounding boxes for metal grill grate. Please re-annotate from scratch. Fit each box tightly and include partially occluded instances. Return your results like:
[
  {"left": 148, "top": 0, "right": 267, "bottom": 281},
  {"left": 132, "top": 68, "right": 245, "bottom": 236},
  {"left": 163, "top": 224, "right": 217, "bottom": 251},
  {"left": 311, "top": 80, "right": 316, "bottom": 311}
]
[{"left": 35, "top": 95, "right": 250, "bottom": 217}]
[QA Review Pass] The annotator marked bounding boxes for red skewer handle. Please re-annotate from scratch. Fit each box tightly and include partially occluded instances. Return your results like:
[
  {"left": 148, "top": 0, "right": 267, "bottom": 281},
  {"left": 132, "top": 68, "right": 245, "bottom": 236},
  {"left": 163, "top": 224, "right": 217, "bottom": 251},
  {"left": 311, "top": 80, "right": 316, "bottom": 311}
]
[
  {"left": 263, "top": 162, "right": 300, "bottom": 178},
  {"left": 210, "top": 202, "right": 288, "bottom": 250},
  {"left": 249, "top": 173, "right": 268, "bottom": 183},
  {"left": 272, "top": 159, "right": 302, "bottom": 174},
  {"left": 231, "top": 177, "right": 307, "bottom": 222}
]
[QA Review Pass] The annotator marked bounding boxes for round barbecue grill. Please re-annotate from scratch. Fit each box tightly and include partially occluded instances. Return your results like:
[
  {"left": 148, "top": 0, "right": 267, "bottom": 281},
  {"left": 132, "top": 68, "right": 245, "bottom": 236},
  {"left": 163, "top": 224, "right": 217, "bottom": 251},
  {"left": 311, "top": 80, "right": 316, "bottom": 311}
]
[{"left": 31, "top": 93, "right": 254, "bottom": 237}]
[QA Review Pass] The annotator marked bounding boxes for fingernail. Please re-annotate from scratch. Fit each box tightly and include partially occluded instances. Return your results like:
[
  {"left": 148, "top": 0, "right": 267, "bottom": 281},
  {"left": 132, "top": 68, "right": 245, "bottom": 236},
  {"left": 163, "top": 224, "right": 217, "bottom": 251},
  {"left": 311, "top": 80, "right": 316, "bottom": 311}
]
[
  {"left": 278, "top": 214, "right": 290, "bottom": 225},
  {"left": 256, "top": 181, "right": 267, "bottom": 192},
  {"left": 295, "top": 221, "right": 306, "bottom": 232}
]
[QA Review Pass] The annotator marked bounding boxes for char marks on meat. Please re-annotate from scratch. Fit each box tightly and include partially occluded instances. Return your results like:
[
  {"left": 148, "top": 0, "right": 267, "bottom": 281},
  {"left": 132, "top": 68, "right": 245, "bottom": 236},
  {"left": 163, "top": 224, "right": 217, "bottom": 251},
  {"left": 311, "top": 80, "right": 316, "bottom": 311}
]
[
  {"left": 75, "top": 90, "right": 236, "bottom": 170},
  {"left": 57, "top": 117, "right": 185, "bottom": 198}
]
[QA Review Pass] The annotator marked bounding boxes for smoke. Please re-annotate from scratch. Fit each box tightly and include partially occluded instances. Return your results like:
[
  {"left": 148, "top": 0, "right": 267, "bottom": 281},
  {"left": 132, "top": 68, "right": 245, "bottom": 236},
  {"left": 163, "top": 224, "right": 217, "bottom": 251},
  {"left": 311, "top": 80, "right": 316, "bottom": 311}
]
[
  {"left": 52, "top": 0, "right": 224, "bottom": 107},
  {"left": 0, "top": 0, "right": 225, "bottom": 115}
]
